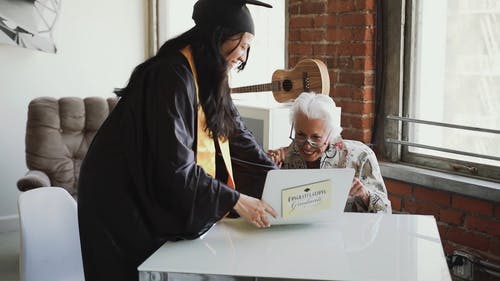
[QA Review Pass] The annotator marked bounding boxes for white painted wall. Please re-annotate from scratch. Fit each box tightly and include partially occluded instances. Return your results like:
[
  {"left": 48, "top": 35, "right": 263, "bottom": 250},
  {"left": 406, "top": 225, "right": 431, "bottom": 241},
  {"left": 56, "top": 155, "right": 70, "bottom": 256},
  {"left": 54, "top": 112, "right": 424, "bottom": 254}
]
[{"left": 0, "top": 0, "right": 147, "bottom": 232}]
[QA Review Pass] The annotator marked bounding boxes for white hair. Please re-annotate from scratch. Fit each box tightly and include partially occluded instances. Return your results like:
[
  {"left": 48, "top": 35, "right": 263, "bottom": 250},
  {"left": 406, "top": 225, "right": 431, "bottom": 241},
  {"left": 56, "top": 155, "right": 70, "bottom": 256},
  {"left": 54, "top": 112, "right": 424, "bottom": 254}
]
[{"left": 289, "top": 92, "right": 343, "bottom": 142}]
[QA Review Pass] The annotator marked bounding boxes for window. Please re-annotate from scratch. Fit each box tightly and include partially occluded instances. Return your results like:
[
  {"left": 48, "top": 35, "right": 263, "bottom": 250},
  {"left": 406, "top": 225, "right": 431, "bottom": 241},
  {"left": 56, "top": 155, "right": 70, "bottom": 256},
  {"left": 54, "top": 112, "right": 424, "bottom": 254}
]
[{"left": 381, "top": 0, "right": 500, "bottom": 182}]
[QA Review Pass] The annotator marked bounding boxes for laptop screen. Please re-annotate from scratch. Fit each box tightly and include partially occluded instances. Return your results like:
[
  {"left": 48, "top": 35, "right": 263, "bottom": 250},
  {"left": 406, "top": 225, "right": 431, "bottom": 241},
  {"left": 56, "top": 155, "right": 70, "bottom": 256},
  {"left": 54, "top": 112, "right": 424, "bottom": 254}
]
[{"left": 261, "top": 168, "right": 355, "bottom": 225}]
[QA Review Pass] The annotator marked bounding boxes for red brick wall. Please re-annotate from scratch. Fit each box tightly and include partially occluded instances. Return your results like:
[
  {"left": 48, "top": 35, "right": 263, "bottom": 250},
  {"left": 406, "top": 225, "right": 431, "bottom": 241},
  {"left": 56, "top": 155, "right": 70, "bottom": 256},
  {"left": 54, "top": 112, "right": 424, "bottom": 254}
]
[
  {"left": 287, "top": 0, "right": 500, "bottom": 277},
  {"left": 288, "top": 0, "right": 376, "bottom": 143},
  {"left": 386, "top": 179, "right": 500, "bottom": 279}
]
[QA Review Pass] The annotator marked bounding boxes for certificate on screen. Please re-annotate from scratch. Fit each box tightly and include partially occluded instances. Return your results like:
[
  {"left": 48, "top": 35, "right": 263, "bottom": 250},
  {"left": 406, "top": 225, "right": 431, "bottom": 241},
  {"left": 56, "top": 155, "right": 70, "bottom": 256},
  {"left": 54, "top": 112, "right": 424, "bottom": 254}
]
[
  {"left": 261, "top": 168, "right": 354, "bottom": 225},
  {"left": 281, "top": 180, "right": 332, "bottom": 219}
]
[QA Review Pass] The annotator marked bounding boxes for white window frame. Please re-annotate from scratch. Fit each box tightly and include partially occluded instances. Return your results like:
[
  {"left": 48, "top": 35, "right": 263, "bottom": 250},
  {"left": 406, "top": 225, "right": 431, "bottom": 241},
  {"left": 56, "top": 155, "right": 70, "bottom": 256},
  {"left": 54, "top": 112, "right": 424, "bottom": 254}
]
[{"left": 378, "top": 0, "right": 500, "bottom": 201}]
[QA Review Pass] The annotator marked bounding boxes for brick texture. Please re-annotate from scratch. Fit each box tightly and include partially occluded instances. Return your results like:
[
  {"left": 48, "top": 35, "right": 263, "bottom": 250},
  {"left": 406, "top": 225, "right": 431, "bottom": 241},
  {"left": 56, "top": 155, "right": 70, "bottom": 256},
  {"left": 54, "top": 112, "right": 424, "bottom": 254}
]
[
  {"left": 327, "top": 0, "right": 355, "bottom": 13},
  {"left": 413, "top": 186, "right": 450, "bottom": 207},
  {"left": 288, "top": 0, "right": 375, "bottom": 143},
  {"left": 444, "top": 227, "right": 490, "bottom": 252},
  {"left": 404, "top": 200, "right": 441, "bottom": 218},
  {"left": 452, "top": 195, "right": 494, "bottom": 216},
  {"left": 465, "top": 215, "right": 500, "bottom": 236},
  {"left": 439, "top": 209, "right": 464, "bottom": 226},
  {"left": 491, "top": 238, "right": 500, "bottom": 256},
  {"left": 388, "top": 194, "right": 401, "bottom": 212},
  {"left": 354, "top": 0, "right": 376, "bottom": 11},
  {"left": 495, "top": 205, "right": 500, "bottom": 220},
  {"left": 385, "top": 179, "right": 412, "bottom": 197}
]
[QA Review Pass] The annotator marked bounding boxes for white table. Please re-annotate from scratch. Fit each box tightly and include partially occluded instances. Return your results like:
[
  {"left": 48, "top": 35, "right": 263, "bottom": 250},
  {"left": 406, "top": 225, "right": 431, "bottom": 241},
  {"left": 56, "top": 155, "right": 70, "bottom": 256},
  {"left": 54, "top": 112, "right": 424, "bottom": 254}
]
[{"left": 138, "top": 213, "right": 451, "bottom": 281}]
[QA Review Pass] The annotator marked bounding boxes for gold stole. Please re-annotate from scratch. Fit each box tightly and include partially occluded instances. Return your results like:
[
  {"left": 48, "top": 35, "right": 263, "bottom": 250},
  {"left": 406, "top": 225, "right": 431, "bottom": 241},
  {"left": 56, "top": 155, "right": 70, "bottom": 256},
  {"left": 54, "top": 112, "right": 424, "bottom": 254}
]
[{"left": 180, "top": 46, "right": 235, "bottom": 189}]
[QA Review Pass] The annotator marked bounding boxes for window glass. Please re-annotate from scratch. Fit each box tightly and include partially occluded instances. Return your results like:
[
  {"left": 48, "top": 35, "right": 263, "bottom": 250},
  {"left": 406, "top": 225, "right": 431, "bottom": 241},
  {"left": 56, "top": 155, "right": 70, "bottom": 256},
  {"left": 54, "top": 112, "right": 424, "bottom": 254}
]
[{"left": 406, "top": 0, "right": 500, "bottom": 170}]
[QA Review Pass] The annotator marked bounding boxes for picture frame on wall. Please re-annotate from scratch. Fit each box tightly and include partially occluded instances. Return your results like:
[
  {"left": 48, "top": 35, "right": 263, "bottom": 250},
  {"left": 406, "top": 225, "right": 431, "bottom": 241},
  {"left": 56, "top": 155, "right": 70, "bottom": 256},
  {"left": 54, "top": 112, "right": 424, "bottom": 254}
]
[{"left": 0, "top": 0, "right": 61, "bottom": 53}]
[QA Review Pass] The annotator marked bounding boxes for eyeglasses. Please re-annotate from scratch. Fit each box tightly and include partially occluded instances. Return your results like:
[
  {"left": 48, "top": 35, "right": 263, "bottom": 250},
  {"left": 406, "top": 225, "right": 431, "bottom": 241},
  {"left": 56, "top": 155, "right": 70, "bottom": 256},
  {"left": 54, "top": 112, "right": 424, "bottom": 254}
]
[{"left": 289, "top": 123, "right": 331, "bottom": 149}]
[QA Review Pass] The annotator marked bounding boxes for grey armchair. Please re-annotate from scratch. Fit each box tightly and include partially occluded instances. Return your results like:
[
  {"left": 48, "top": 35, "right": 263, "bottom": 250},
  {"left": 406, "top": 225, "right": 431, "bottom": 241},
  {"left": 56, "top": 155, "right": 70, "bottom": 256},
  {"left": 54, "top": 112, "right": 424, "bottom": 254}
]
[{"left": 17, "top": 96, "right": 118, "bottom": 196}]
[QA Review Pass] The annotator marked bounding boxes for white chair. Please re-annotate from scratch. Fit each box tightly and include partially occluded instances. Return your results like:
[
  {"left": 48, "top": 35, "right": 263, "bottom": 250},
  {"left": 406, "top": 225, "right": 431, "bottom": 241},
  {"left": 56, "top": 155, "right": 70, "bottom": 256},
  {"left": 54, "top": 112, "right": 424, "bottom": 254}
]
[{"left": 18, "top": 187, "right": 85, "bottom": 281}]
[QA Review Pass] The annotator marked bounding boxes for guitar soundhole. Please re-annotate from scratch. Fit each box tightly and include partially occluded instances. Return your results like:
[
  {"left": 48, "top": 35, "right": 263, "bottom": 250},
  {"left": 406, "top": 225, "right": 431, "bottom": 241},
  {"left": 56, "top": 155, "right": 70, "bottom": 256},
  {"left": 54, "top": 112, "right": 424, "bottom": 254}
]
[{"left": 282, "top": 80, "right": 293, "bottom": 92}]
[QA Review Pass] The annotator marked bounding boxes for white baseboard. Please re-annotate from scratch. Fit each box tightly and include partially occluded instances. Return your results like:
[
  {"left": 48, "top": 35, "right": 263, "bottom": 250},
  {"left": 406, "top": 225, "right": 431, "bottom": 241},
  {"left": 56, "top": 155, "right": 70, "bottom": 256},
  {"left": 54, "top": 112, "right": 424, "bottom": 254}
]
[{"left": 0, "top": 215, "right": 19, "bottom": 232}]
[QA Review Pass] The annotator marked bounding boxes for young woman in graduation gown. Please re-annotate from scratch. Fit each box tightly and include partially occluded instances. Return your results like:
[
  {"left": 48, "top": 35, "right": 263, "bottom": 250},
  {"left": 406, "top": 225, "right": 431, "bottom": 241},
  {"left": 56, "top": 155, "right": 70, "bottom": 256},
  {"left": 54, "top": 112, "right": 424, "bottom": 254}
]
[{"left": 77, "top": 1, "right": 277, "bottom": 280}]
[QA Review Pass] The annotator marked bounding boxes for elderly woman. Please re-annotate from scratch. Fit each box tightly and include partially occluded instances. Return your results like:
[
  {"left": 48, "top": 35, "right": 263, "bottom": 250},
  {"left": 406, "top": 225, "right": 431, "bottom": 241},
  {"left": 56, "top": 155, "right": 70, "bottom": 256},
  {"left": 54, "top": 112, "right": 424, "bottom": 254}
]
[{"left": 268, "top": 92, "right": 391, "bottom": 213}]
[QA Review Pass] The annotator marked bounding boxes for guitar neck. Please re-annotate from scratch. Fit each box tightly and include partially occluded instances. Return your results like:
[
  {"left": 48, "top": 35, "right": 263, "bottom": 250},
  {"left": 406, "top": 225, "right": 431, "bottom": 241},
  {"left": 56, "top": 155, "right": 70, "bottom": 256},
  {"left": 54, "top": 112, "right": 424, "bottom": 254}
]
[{"left": 231, "top": 82, "right": 280, "bottom": 94}]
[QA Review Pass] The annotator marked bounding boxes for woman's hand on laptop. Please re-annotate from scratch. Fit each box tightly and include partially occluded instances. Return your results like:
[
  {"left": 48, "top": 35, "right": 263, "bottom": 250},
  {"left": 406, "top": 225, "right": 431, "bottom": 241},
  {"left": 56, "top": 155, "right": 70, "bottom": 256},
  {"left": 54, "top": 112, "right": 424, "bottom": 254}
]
[{"left": 234, "top": 194, "right": 278, "bottom": 228}]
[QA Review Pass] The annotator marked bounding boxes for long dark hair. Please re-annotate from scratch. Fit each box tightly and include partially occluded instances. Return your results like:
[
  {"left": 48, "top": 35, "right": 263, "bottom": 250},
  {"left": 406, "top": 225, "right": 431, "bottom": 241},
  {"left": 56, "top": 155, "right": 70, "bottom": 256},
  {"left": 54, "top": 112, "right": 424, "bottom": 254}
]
[{"left": 115, "top": 25, "right": 250, "bottom": 139}]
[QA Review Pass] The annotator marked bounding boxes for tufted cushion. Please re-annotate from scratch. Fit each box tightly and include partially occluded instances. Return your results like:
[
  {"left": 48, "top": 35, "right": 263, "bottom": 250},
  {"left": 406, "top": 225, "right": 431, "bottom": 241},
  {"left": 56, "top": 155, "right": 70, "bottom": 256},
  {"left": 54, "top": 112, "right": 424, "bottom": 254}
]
[{"left": 23, "top": 96, "right": 117, "bottom": 195}]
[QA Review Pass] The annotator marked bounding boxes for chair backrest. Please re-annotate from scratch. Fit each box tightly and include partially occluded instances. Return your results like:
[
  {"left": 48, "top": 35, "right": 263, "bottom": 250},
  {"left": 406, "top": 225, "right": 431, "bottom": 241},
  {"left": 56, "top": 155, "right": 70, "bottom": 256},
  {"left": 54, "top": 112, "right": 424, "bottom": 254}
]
[
  {"left": 24, "top": 96, "right": 117, "bottom": 195},
  {"left": 18, "top": 187, "right": 85, "bottom": 281}
]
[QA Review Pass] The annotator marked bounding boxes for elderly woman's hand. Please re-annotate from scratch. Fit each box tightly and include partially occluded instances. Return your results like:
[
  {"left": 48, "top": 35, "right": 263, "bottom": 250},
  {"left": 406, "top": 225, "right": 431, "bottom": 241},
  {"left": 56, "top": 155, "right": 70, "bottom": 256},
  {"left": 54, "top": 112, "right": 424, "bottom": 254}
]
[
  {"left": 233, "top": 194, "right": 277, "bottom": 228},
  {"left": 267, "top": 147, "right": 287, "bottom": 167},
  {"left": 349, "top": 177, "right": 370, "bottom": 206}
]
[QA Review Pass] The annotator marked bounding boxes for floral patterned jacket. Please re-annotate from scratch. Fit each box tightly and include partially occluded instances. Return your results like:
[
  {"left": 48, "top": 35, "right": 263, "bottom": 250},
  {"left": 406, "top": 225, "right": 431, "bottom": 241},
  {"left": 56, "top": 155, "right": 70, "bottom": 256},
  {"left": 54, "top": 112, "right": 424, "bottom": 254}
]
[{"left": 282, "top": 139, "right": 392, "bottom": 213}]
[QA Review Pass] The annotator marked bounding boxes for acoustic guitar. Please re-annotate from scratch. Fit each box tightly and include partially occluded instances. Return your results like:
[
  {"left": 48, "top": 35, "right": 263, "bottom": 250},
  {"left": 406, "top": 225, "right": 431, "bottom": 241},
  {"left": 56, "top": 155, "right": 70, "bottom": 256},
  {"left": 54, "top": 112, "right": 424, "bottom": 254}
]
[{"left": 230, "top": 59, "right": 330, "bottom": 103}]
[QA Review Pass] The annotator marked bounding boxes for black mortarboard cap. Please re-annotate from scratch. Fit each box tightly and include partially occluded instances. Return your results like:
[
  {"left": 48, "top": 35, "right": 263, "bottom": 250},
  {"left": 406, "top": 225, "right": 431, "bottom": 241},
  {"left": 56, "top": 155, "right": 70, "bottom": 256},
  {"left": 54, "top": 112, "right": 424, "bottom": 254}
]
[{"left": 192, "top": 0, "right": 272, "bottom": 35}]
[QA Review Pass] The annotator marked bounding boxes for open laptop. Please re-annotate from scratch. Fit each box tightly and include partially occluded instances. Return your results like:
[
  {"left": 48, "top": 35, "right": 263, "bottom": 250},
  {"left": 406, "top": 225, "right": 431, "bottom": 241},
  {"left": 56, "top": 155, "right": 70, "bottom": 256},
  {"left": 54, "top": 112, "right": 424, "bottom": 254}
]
[{"left": 261, "top": 168, "right": 355, "bottom": 225}]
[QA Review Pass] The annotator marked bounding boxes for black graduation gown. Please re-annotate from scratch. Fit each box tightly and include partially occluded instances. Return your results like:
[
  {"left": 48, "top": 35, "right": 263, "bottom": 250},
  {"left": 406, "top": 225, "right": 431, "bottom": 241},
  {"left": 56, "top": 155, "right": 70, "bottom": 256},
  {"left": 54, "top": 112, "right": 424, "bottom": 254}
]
[{"left": 77, "top": 51, "right": 276, "bottom": 281}]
